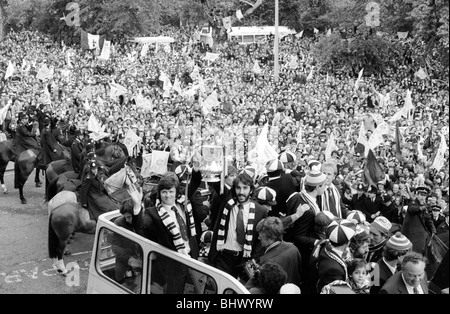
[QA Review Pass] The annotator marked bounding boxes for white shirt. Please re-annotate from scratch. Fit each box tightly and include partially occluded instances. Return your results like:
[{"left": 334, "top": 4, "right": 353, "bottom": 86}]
[
  {"left": 401, "top": 274, "right": 424, "bottom": 294},
  {"left": 223, "top": 202, "right": 250, "bottom": 252},
  {"left": 162, "top": 203, "right": 190, "bottom": 254},
  {"left": 382, "top": 258, "right": 397, "bottom": 276}
]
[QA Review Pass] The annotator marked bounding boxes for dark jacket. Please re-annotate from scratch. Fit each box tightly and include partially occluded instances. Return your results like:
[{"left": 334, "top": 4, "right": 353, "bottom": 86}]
[
  {"left": 40, "top": 127, "right": 63, "bottom": 166},
  {"left": 265, "top": 174, "right": 297, "bottom": 217},
  {"left": 138, "top": 204, "right": 199, "bottom": 259},
  {"left": 401, "top": 199, "right": 436, "bottom": 254},
  {"left": 12, "top": 124, "right": 40, "bottom": 156},
  {"left": 70, "top": 138, "right": 84, "bottom": 173},
  {"left": 317, "top": 242, "right": 348, "bottom": 292},
  {"left": 80, "top": 172, "right": 116, "bottom": 220},
  {"left": 380, "top": 271, "right": 429, "bottom": 294}
]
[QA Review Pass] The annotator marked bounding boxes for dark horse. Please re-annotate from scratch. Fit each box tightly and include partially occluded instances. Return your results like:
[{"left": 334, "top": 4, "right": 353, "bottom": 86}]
[
  {"left": 0, "top": 140, "right": 16, "bottom": 194},
  {"left": 13, "top": 144, "right": 70, "bottom": 204},
  {"left": 45, "top": 142, "right": 127, "bottom": 202},
  {"left": 48, "top": 157, "right": 141, "bottom": 274}
]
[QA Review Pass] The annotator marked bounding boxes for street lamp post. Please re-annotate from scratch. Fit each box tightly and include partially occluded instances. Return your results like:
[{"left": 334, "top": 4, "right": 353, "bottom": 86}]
[{"left": 274, "top": 0, "right": 279, "bottom": 82}]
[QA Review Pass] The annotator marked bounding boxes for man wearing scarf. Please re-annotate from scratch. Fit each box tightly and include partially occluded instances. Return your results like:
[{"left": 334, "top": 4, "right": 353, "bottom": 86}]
[
  {"left": 138, "top": 173, "right": 199, "bottom": 294},
  {"left": 319, "top": 162, "right": 348, "bottom": 219},
  {"left": 208, "top": 173, "right": 267, "bottom": 279}
]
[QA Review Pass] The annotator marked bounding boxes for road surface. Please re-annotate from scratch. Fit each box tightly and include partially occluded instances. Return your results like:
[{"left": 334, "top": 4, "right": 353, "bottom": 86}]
[{"left": 0, "top": 165, "right": 93, "bottom": 294}]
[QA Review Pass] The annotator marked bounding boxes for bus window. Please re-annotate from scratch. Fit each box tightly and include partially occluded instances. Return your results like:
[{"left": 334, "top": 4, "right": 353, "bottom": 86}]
[
  {"left": 96, "top": 227, "right": 143, "bottom": 294},
  {"left": 243, "top": 35, "right": 254, "bottom": 43},
  {"left": 255, "top": 35, "right": 266, "bottom": 42},
  {"left": 147, "top": 252, "right": 218, "bottom": 294}
]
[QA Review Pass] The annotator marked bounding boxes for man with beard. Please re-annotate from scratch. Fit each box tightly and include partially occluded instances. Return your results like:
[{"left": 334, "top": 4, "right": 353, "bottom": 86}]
[{"left": 208, "top": 173, "right": 268, "bottom": 279}]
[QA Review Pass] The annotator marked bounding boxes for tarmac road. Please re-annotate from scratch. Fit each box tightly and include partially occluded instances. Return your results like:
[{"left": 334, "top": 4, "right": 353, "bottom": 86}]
[{"left": 0, "top": 164, "right": 93, "bottom": 294}]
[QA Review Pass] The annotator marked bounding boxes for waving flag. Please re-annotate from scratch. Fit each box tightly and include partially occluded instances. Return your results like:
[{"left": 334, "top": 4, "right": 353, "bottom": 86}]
[
  {"left": 4, "top": 61, "right": 15, "bottom": 80},
  {"left": 354, "top": 68, "right": 364, "bottom": 91},
  {"left": 253, "top": 60, "right": 262, "bottom": 74},
  {"left": 355, "top": 122, "right": 368, "bottom": 156},
  {"left": 325, "top": 132, "right": 338, "bottom": 162},
  {"left": 395, "top": 121, "right": 403, "bottom": 162},
  {"left": 363, "top": 149, "right": 385, "bottom": 188},
  {"left": 431, "top": 133, "right": 448, "bottom": 172}
]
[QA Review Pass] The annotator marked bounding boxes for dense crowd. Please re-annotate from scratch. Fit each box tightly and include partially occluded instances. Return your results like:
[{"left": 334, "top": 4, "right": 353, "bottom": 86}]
[{"left": 0, "top": 26, "right": 448, "bottom": 294}]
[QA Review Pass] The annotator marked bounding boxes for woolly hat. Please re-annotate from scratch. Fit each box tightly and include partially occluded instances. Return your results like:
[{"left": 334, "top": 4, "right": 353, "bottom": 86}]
[
  {"left": 370, "top": 216, "right": 392, "bottom": 236},
  {"left": 346, "top": 210, "right": 366, "bottom": 225},
  {"left": 308, "top": 159, "right": 321, "bottom": 171},
  {"left": 385, "top": 232, "right": 412, "bottom": 251},
  {"left": 254, "top": 186, "right": 277, "bottom": 206},
  {"left": 279, "top": 151, "right": 296, "bottom": 163},
  {"left": 326, "top": 219, "right": 356, "bottom": 246},
  {"left": 304, "top": 170, "right": 327, "bottom": 187},
  {"left": 265, "top": 159, "right": 284, "bottom": 173}
]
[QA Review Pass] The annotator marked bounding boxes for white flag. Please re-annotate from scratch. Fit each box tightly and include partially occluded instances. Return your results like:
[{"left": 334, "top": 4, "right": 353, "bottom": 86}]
[
  {"left": 159, "top": 71, "right": 172, "bottom": 91},
  {"left": 109, "top": 82, "right": 128, "bottom": 99},
  {"left": 124, "top": 129, "right": 141, "bottom": 157},
  {"left": 99, "top": 40, "right": 111, "bottom": 60},
  {"left": 354, "top": 68, "right": 364, "bottom": 90},
  {"left": 296, "top": 30, "right": 304, "bottom": 38},
  {"left": 296, "top": 126, "right": 302, "bottom": 144},
  {"left": 87, "top": 33, "right": 100, "bottom": 49},
  {"left": 326, "top": 29, "right": 332, "bottom": 37},
  {"left": 397, "top": 31, "right": 409, "bottom": 39},
  {"left": 289, "top": 55, "right": 298, "bottom": 69},
  {"left": 4, "top": 61, "right": 15, "bottom": 80},
  {"left": 36, "top": 64, "right": 53, "bottom": 81},
  {"left": 236, "top": 9, "right": 244, "bottom": 20},
  {"left": 140, "top": 153, "right": 153, "bottom": 178},
  {"left": 431, "top": 133, "right": 448, "bottom": 172},
  {"left": 414, "top": 67, "right": 428, "bottom": 80},
  {"left": 0, "top": 102, "right": 11, "bottom": 125},
  {"left": 173, "top": 77, "right": 182, "bottom": 94},
  {"left": 140, "top": 43, "right": 149, "bottom": 57},
  {"left": 314, "top": 27, "right": 319, "bottom": 34},
  {"left": 87, "top": 114, "right": 103, "bottom": 133},
  {"left": 248, "top": 123, "right": 279, "bottom": 177},
  {"left": 202, "top": 90, "right": 220, "bottom": 114},
  {"left": 417, "top": 137, "right": 426, "bottom": 163},
  {"left": 84, "top": 98, "right": 91, "bottom": 110},
  {"left": 66, "top": 50, "right": 73, "bottom": 68},
  {"left": 252, "top": 60, "right": 262, "bottom": 74}
]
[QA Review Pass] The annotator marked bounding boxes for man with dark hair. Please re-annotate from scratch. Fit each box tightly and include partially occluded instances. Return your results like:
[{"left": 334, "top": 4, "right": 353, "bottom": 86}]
[
  {"left": 208, "top": 173, "right": 268, "bottom": 278},
  {"left": 138, "top": 172, "right": 199, "bottom": 293}
]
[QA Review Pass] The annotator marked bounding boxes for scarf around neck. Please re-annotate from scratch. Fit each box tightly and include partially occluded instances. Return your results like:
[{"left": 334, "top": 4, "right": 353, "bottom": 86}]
[
  {"left": 216, "top": 198, "right": 256, "bottom": 258},
  {"left": 155, "top": 199, "right": 196, "bottom": 255}
]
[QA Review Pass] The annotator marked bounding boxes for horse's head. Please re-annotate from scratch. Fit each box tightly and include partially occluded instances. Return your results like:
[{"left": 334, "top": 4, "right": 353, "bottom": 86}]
[
  {"left": 106, "top": 143, "right": 126, "bottom": 162},
  {"left": 124, "top": 160, "right": 142, "bottom": 188}
]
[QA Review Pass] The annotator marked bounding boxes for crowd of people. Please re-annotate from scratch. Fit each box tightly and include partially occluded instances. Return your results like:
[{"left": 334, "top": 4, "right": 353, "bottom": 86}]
[{"left": 0, "top": 25, "right": 448, "bottom": 294}]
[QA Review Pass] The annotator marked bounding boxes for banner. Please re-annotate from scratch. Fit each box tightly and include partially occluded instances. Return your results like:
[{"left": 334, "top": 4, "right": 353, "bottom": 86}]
[
  {"left": 203, "top": 52, "right": 221, "bottom": 63},
  {"left": 149, "top": 151, "right": 170, "bottom": 176},
  {"left": 109, "top": 82, "right": 128, "bottom": 99},
  {"left": 140, "top": 153, "right": 153, "bottom": 178}
]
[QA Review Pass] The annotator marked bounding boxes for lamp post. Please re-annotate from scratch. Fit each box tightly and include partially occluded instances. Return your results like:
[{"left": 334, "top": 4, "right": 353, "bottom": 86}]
[{"left": 274, "top": 0, "right": 279, "bottom": 82}]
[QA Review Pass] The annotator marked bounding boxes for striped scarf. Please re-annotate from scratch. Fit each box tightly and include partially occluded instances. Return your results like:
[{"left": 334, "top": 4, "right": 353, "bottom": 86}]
[
  {"left": 155, "top": 199, "right": 196, "bottom": 255},
  {"left": 299, "top": 190, "right": 321, "bottom": 215},
  {"left": 216, "top": 198, "right": 256, "bottom": 258},
  {"left": 325, "top": 243, "right": 348, "bottom": 280},
  {"left": 321, "top": 184, "right": 343, "bottom": 218}
]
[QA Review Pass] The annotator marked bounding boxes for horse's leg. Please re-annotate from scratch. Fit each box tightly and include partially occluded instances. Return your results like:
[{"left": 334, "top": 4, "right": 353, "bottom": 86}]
[
  {"left": 35, "top": 168, "right": 42, "bottom": 187},
  {"left": 0, "top": 161, "right": 7, "bottom": 194},
  {"left": 49, "top": 211, "right": 75, "bottom": 275}
]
